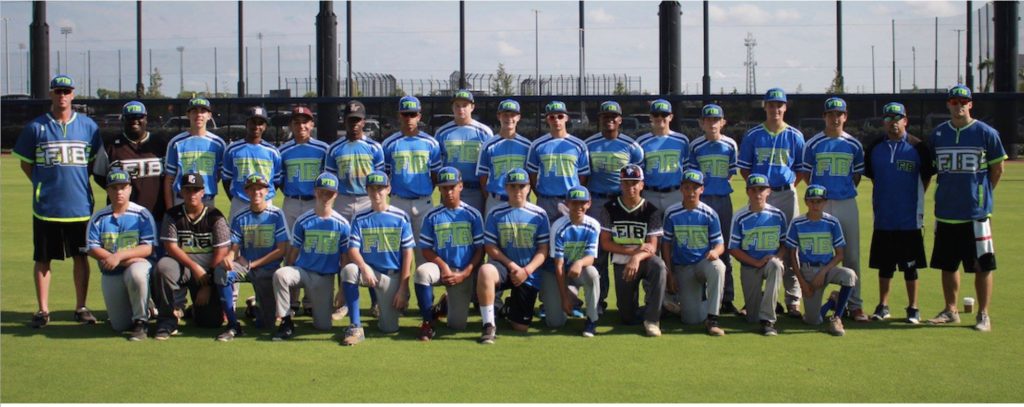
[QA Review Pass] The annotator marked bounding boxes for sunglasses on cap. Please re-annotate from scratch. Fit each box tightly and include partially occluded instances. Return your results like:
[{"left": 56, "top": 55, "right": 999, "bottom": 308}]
[{"left": 882, "top": 115, "right": 905, "bottom": 122}]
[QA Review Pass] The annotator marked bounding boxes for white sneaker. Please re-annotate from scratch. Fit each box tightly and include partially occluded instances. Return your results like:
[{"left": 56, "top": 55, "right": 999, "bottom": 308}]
[
  {"left": 643, "top": 320, "right": 662, "bottom": 337},
  {"left": 974, "top": 312, "right": 991, "bottom": 332},
  {"left": 331, "top": 305, "right": 349, "bottom": 321}
]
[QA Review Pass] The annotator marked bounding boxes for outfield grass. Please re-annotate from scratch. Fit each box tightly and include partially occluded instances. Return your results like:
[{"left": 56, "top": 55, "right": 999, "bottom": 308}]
[{"left": 2, "top": 154, "right": 1022, "bottom": 402}]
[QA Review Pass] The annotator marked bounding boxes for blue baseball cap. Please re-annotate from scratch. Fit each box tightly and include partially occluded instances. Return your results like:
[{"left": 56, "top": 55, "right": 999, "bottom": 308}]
[
  {"left": 314, "top": 173, "right": 339, "bottom": 192},
  {"left": 365, "top": 170, "right": 390, "bottom": 187},
  {"left": 882, "top": 102, "right": 907, "bottom": 118},
  {"left": 122, "top": 101, "right": 147, "bottom": 118},
  {"left": 764, "top": 88, "right": 787, "bottom": 103},
  {"left": 700, "top": 104, "right": 724, "bottom": 118},
  {"left": 947, "top": 84, "right": 972, "bottom": 100},
  {"left": 452, "top": 89, "right": 475, "bottom": 104},
  {"left": 545, "top": 101, "right": 568, "bottom": 115},
  {"left": 619, "top": 164, "right": 644, "bottom": 181},
  {"left": 805, "top": 184, "right": 828, "bottom": 200},
  {"left": 504, "top": 168, "right": 530, "bottom": 185},
  {"left": 399, "top": 96, "right": 422, "bottom": 113},
  {"left": 436, "top": 167, "right": 462, "bottom": 186},
  {"left": 566, "top": 186, "right": 591, "bottom": 202},
  {"left": 244, "top": 173, "right": 270, "bottom": 188},
  {"left": 681, "top": 169, "right": 705, "bottom": 186},
  {"left": 50, "top": 74, "right": 75, "bottom": 90},
  {"left": 187, "top": 97, "right": 213, "bottom": 113},
  {"left": 599, "top": 101, "right": 622, "bottom": 116},
  {"left": 498, "top": 99, "right": 521, "bottom": 114},
  {"left": 106, "top": 169, "right": 131, "bottom": 186},
  {"left": 746, "top": 173, "right": 770, "bottom": 188},
  {"left": 824, "top": 97, "right": 847, "bottom": 113},
  {"left": 650, "top": 99, "right": 672, "bottom": 114}
]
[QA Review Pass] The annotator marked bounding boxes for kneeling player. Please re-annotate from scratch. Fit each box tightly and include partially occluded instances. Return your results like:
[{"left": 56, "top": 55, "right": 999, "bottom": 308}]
[
  {"left": 414, "top": 167, "right": 485, "bottom": 340},
  {"left": 542, "top": 186, "right": 601, "bottom": 336},
  {"left": 476, "top": 168, "right": 551, "bottom": 344},
  {"left": 785, "top": 185, "right": 857, "bottom": 336},
  {"left": 729, "top": 174, "right": 788, "bottom": 336}
]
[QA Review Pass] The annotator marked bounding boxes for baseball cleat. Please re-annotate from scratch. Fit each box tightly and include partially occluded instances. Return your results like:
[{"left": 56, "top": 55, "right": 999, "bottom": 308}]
[
  {"left": 760, "top": 320, "right": 778, "bottom": 336},
  {"left": 850, "top": 309, "right": 870, "bottom": 323},
  {"left": 418, "top": 321, "right": 435, "bottom": 341},
  {"left": 331, "top": 305, "right": 349, "bottom": 321},
  {"left": 871, "top": 304, "right": 890, "bottom": 321},
  {"left": 128, "top": 319, "right": 148, "bottom": 341},
  {"left": 719, "top": 301, "right": 739, "bottom": 316},
  {"left": 478, "top": 323, "right": 496, "bottom": 344},
  {"left": 154, "top": 328, "right": 179, "bottom": 341},
  {"left": 430, "top": 294, "right": 448, "bottom": 320},
  {"left": 973, "top": 312, "right": 991, "bottom": 332},
  {"left": 30, "top": 311, "right": 50, "bottom": 328},
  {"left": 643, "top": 320, "right": 662, "bottom": 337},
  {"left": 216, "top": 324, "right": 244, "bottom": 342},
  {"left": 827, "top": 315, "right": 846, "bottom": 336},
  {"left": 705, "top": 319, "right": 725, "bottom": 336},
  {"left": 582, "top": 319, "right": 597, "bottom": 338},
  {"left": 906, "top": 307, "right": 921, "bottom": 324},
  {"left": 272, "top": 318, "right": 295, "bottom": 341},
  {"left": 74, "top": 307, "right": 98, "bottom": 324},
  {"left": 927, "top": 309, "right": 960, "bottom": 325},
  {"left": 342, "top": 325, "right": 365, "bottom": 346},
  {"left": 244, "top": 296, "right": 258, "bottom": 320},
  {"left": 785, "top": 305, "right": 803, "bottom": 319}
]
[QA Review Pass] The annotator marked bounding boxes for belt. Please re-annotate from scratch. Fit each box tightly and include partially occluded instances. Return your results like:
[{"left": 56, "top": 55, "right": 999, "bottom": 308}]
[
  {"left": 377, "top": 269, "right": 399, "bottom": 275},
  {"left": 592, "top": 191, "right": 619, "bottom": 199},
  {"left": 771, "top": 184, "right": 793, "bottom": 192},
  {"left": 645, "top": 186, "right": 679, "bottom": 193},
  {"left": 287, "top": 195, "right": 316, "bottom": 201},
  {"left": 805, "top": 262, "right": 827, "bottom": 267},
  {"left": 489, "top": 193, "right": 509, "bottom": 202},
  {"left": 395, "top": 195, "right": 430, "bottom": 200}
]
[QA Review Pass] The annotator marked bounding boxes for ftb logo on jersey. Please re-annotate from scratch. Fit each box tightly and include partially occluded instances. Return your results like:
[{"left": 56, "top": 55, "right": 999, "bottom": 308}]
[
  {"left": 936, "top": 147, "right": 985, "bottom": 174},
  {"left": 37, "top": 141, "right": 90, "bottom": 167}
]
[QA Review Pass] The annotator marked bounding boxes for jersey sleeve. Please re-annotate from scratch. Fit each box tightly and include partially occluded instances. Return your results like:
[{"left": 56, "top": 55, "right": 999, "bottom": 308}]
[
  {"left": 784, "top": 222, "right": 799, "bottom": 249},
  {"left": 852, "top": 140, "right": 866, "bottom": 175},
  {"left": 660, "top": 213, "right": 675, "bottom": 243},
  {"left": 985, "top": 127, "right": 1008, "bottom": 164},
  {"left": 800, "top": 142, "right": 815, "bottom": 174},
  {"left": 913, "top": 138, "right": 937, "bottom": 182},
  {"left": 86, "top": 216, "right": 101, "bottom": 250},
  {"left": 382, "top": 144, "right": 394, "bottom": 175},
  {"left": 213, "top": 215, "right": 232, "bottom": 247},
  {"left": 88, "top": 124, "right": 102, "bottom": 161},
  {"left": 272, "top": 151, "right": 284, "bottom": 185},
  {"left": 708, "top": 211, "right": 724, "bottom": 245},
  {"left": 373, "top": 145, "right": 386, "bottom": 171},
  {"left": 584, "top": 226, "right": 599, "bottom": 257},
  {"left": 476, "top": 142, "right": 492, "bottom": 176},
  {"left": 526, "top": 143, "right": 540, "bottom": 173},
  {"left": 471, "top": 212, "right": 485, "bottom": 247},
  {"left": 401, "top": 217, "right": 415, "bottom": 249},
  {"left": 597, "top": 206, "right": 613, "bottom": 233},
  {"left": 629, "top": 141, "right": 644, "bottom": 165},
  {"left": 678, "top": 137, "right": 691, "bottom": 165},
  {"left": 647, "top": 208, "right": 664, "bottom": 236},
  {"left": 221, "top": 150, "right": 235, "bottom": 181},
  {"left": 728, "top": 217, "right": 743, "bottom": 250},
  {"left": 483, "top": 213, "right": 499, "bottom": 246},
  {"left": 12, "top": 123, "right": 38, "bottom": 164},
  {"left": 324, "top": 146, "right": 339, "bottom": 173},
  {"left": 138, "top": 210, "right": 157, "bottom": 247},
  {"left": 92, "top": 146, "right": 110, "bottom": 177},
  {"left": 429, "top": 141, "right": 443, "bottom": 172},
  {"left": 418, "top": 213, "right": 436, "bottom": 249},
  {"left": 160, "top": 216, "right": 177, "bottom": 242},
  {"left": 736, "top": 135, "right": 754, "bottom": 170},
  {"left": 790, "top": 133, "right": 806, "bottom": 171},
  {"left": 862, "top": 138, "right": 880, "bottom": 180},
  {"left": 535, "top": 213, "right": 551, "bottom": 245},
  {"left": 230, "top": 216, "right": 243, "bottom": 246},
  {"left": 550, "top": 224, "right": 565, "bottom": 259},
  {"left": 576, "top": 143, "right": 591, "bottom": 175},
  {"left": 338, "top": 222, "right": 351, "bottom": 252},
  {"left": 291, "top": 221, "right": 306, "bottom": 249},
  {"left": 831, "top": 219, "right": 847, "bottom": 248},
  {"left": 163, "top": 140, "right": 179, "bottom": 175},
  {"left": 273, "top": 212, "right": 289, "bottom": 244},
  {"left": 728, "top": 140, "right": 739, "bottom": 175}
]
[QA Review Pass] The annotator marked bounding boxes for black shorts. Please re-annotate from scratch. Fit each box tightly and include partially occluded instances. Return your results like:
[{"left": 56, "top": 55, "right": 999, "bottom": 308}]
[
  {"left": 929, "top": 220, "right": 997, "bottom": 273},
  {"left": 499, "top": 282, "right": 539, "bottom": 326},
  {"left": 869, "top": 229, "right": 927, "bottom": 275},
  {"left": 33, "top": 217, "right": 88, "bottom": 262}
]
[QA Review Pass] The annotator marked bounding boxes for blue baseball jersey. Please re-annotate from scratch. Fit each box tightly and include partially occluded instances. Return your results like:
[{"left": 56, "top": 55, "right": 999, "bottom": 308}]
[
  {"left": 349, "top": 206, "right": 415, "bottom": 271},
  {"left": 864, "top": 134, "right": 935, "bottom": 231},
  {"left": 325, "top": 138, "right": 385, "bottom": 196},
  {"left": 291, "top": 209, "right": 351, "bottom": 275},
  {"left": 688, "top": 135, "right": 739, "bottom": 196},
  {"left": 382, "top": 131, "right": 442, "bottom": 198},
  {"left": 278, "top": 139, "right": 329, "bottom": 198},
  {"left": 785, "top": 213, "right": 846, "bottom": 266},
  {"left": 163, "top": 131, "right": 227, "bottom": 199},
  {"left": 636, "top": 131, "right": 690, "bottom": 189},
  {"left": 418, "top": 203, "right": 485, "bottom": 270},
  {"left": 930, "top": 120, "right": 1007, "bottom": 222},
  {"left": 729, "top": 204, "right": 788, "bottom": 261},
  {"left": 13, "top": 112, "right": 103, "bottom": 221},
  {"left": 800, "top": 132, "right": 865, "bottom": 200},
  {"left": 222, "top": 139, "right": 283, "bottom": 202},
  {"left": 484, "top": 202, "right": 551, "bottom": 288},
  {"left": 584, "top": 133, "right": 644, "bottom": 195},
  {"left": 526, "top": 134, "right": 590, "bottom": 197},
  {"left": 550, "top": 215, "right": 601, "bottom": 265},
  {"left": 86, "top": 202, "right": 158, "bottom": 274},
  {"left": 435, "top": 120, "right": 493, "bottom": 188},
  {"left": 737, "top": 124, "right": 805, "bottom": 188},
  {"left": 230, "top": 205, "right": 289, "bottom": 271},
  {"left": 476, "top": 134, "right": 532, "bottom": 198},
  {"left": 662, "top": 202, "right": 724, "bottom": 266}
]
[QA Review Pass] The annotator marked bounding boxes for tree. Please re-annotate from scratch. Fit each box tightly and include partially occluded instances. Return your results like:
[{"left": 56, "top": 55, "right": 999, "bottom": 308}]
[
  {"left": 390, "top": 87, "right": 406, "bottom": 97},
  {"left": 96, "top": 88, "right": 136, "bottom": 99},
  {"left": 795, "top": 83, "right": 804, "bottom": 93},
  {"left": 613, "top": 81, "right": 628, "bottom": 95},
  {"left": 146, "top": 68, "right": 164, "bottom": 98},
  {"left": 826, "top": 70, "right": 844, "bottom": 94},
  {"left": 491, "top": 63, "right": 514, "bottom": 96},
  {"left": 303, "top": 90, "right": 317, "bottom": 97}
]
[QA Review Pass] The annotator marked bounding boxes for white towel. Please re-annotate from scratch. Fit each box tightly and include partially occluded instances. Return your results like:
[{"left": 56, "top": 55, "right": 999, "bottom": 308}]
[{"left": 974, "top": 218, "right": 995, "bottom": 258}]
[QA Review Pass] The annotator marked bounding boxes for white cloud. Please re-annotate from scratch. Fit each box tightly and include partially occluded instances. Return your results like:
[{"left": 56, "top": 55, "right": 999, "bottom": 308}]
[
  {"left": 907, "top": 1, "right": 961, "bottom": 18},
  {"left": 714, "top": 70, "right": 728, "bottom": 79},
  {"left": 588, "top": 7, "right": 615, "bottom": 24},
  {"left": 497, "top": 40, "right": 523, "bottom": 57}
]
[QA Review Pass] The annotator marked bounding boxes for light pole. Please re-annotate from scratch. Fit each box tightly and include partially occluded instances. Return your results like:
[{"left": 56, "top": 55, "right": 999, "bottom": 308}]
[
  {"left": 533, "top": 9, "right": 539, "bottom": 95},
  {"left": 3, "top": 18, "right": 9, "bottom": 95},
  {"left": 912, "top": 46, "right": 916, "bottom": 89},
  {"left": 60, "top": 26, "right": 72, "bottom": 74},
  {"left": 258, "top": 32, "right": 263, "bottom": 97},
  {"left": 19, "top": 42, "right": 26, "bottom": 93},
  {"left": 871, "top": 45, "right": 876, "bottom": 93},
  {"left": 176, "top": 46, "right": 184, "bottom": 96},
  {"left": 953, "top": 28, "right": 965, "bottom": 83}
]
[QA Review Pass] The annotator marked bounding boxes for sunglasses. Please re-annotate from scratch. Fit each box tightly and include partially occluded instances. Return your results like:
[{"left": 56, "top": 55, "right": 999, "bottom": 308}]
[
  {"left": 546, "top": 114, "right": 566, "bottom": 120},
  {"left": 53, "top": 89, "right": 72, "bottom": 95},
  {"left": 650, "top": 112, "right": 669, "bottom": 118},
  {"left": 948, "top": 99, "right": 971, "bottom": 106},
  {"left": 400, "top": 112, "right": 419, "bottom": 118},
  {"left": 882, "top": 115, "right": 904, "bottom": 122}
]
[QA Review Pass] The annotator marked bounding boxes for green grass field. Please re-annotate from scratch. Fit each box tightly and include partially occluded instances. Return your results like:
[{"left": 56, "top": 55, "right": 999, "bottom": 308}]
[{"left": 2, "top": 155, "right": 1022, "bottom": 402}]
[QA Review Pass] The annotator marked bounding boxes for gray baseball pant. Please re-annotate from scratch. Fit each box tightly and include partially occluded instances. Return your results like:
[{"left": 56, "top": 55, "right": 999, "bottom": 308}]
[
  {"left": 643, "top": 189, "right": 680, "bottom": 214},
  {"left": 671, "top": 258, "right": 726, "bottom": 325},
  {"left": 699, "top": 194, "right": 735, "bottom": 303},
  {"left": 414, "top": 262, "right": 474, "bottom": 330},
  {"left": 341, "top": 264, "right": 406, "bottom": 333},
  {"left": 823, "top": 198, "right": 862, "bottom": 311},
  {"left": 101, "top": 261, "right": 151, "bottom": 332},
  {"left": 228, "top": 196, "right": 248, "bottom": 224},
  {"left": 460, "top": 187, "right": 487, "bottom": 216},
  {"left": 586, "top": 196, "right": 614, "bottom": 309},
  {"left": 613, "top": 256, "right": 667, "bottom": 325},
  {"left": 215, "top": 262, "right": 277, "bottom": 329},
  {"left": 272, "top": 266, "right": 336, "bottom": 330},
  {"left": 739, "top": 257, "right": 784, "bottom": 323},
  {"left": 154, "top": 257, "right": 225, "bottom": 331},
  {"left": 799, "top": 265, "right": 857, "bottom": 325},
  {"left": 282, "top": 196, "right": 317, "bottom": 233},
  {"left": 390, "top": 195, "right": 433, "bottom": 267},
  {"left": 767, "top": 187, "right": 801, "bottom": 308},
  {"left": 535, "top": 195, "right": 564, "bottom": 222},
  {"left": 334, "top": 194, "right": 371, "bottom": 222},
  {"left": 540, "top": 265, "right": 600, "bottom": 327}
]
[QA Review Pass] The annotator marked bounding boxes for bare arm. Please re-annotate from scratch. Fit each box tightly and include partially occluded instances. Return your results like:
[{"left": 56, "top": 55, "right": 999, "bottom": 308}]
[
  {"left": 20, "top": 161, "right": 32, "bottom": 179},
  {"left": 989, "top": 160, "right": 1004, "bottom": 190},
  {"left": 163, "top": 175, "right": 175, "bottom": 210},
  {"left": 248, "top": 241, "right": 289, "bottom": 270}
]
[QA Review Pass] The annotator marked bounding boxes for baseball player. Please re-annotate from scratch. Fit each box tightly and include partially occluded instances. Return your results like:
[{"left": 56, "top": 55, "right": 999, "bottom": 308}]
[
  {"left": 222, "top": 106, "right": 283, "bottom": 222},
  {"left": 597, "top": 164, "right": 667, "bottom": 337},
  {"left": 926, "top": 85, "right": 1006, "bottom": 332},
  {"left": 737, "top": 88, "right": 806, "bottom": 319},
  {"left": 636, "top": 99, "right": 689, "bottom": 213},
  {"left": 279, "top": 106, "right": 329, "bottom": 230},
  {"left": 863, "top": 102, "right": 935, "bottom": 324},
  {"left": 785, "top": 184, "right": 858, "bottom": 336},
  {"left": 477, "top": 99, "right": 531, "bottom": 216},
  {"left": 85, "top": 169, "right": 157, "bottom": 341},
  {"left": 162, "top": 97, "right": 226, "bottom": 209},
  {"left": 327, "top": 100, "right": 385, "bottom": 221},
  {"left": 542, "top": 185, "right": 601, "bottom": 336},
  {"left": 476, "top": 168, "right": 551, "bottom": 344},
  {"left": 435, "top": 90, "right": 493, "bottom": 212},
  {"left": 687, "top": 103, "right": 740, "bottom": 315},
  {"left": 382, "top": 95, "right": 442, "bottom": 267},
  {"left": 271, "top": 173, "right": 352, "bottom": 340},
  {"left": 153, "top": 172, "right": 232, "bottom": 340},
  {"left": 526, "top": 101, "right": 590, "bottom": 221},
  {"left": 413, "top": 167, "right": 485, "bottom": 341},
  {"left": 213, "top": 174, "right": 289, "bottom": 341},
  {"left": 93, "top": 101, "right": 169, "bottom": 222},
  {"left": 798, "top": 97, "right": 867, "bottom": 322},
  {"left": 584, "top": 100, "right": 644, "bottom": 314},
  {"left": 661, "top": 170, "right": 727, "bottom": 336},
  {"left": 14, "top": 74, "right": 103, "bottom": 328},
  {"left": 729, "top": 173, "right": 789, "bottom": 336},
  {"left": 340, "top": 170, "right": 415, "bottom": 346}
]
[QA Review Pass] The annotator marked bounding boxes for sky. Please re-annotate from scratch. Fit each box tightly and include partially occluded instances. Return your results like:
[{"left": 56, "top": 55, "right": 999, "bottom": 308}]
[{"left": 0, "top": 0, "right": 1018, "bottom": 97}]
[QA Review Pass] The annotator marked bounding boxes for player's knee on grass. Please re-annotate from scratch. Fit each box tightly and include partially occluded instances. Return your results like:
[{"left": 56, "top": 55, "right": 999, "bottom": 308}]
[
  {"left": 414, "top": 263, "right": 439, "bottom": 286},
  {"left": 341, "top": 263, "right": 361, "bottom": 285}
]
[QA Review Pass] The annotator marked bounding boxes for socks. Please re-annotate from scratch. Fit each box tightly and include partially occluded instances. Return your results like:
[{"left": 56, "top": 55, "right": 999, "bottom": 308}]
[
  {"left": 218, "top": 272, "right": 238, "bottom": 327},
  {"left": 834, "top": 285, "right": 854, "bottom": 317},
  {"left": 368, "top": 286, "right": 379, "bottom": 307},
  {"left": 415, "top": 284, "right": 434, "bottom": 322},
  {"left": 343, "top": 282, "right": 362, "bottom": 327},
  {"left": 480, "top": 304, "right": 495, "bottom": 326}
]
